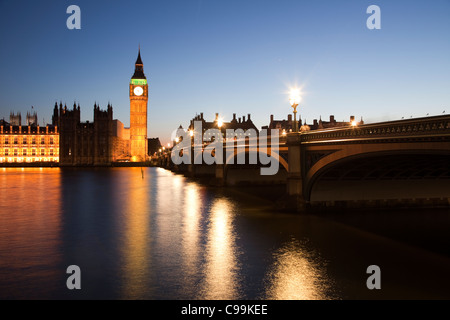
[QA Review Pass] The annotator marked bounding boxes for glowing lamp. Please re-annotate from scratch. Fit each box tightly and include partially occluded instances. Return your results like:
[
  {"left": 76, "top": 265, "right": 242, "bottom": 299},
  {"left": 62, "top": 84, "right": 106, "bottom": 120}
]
[{"left": 289, "top": 89, "right": 301, "bottom": 108}]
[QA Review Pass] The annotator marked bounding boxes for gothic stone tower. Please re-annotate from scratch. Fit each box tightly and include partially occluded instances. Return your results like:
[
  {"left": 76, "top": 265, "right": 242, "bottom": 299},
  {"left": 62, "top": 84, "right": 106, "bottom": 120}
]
[{"left": 129, "top": 49, "right": 148, "bottom": 162}]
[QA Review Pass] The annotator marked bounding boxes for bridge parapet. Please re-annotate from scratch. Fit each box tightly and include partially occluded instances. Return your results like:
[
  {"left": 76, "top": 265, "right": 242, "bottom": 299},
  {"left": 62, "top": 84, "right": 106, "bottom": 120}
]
[{"left": 301, "top": 115, "right": 450, "bottom": 144}]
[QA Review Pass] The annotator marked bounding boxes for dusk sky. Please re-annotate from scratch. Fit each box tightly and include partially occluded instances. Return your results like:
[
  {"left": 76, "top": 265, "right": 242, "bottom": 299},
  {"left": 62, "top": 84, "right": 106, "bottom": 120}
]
[{"left": 0, "top": 0, "right": 449, "bottom": 144}]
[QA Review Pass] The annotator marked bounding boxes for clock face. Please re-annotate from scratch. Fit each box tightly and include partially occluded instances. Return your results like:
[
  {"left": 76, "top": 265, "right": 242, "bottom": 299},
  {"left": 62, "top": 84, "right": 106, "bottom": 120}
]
[{"left": 134, "top": 86, "right": 144, "bottom": 96}]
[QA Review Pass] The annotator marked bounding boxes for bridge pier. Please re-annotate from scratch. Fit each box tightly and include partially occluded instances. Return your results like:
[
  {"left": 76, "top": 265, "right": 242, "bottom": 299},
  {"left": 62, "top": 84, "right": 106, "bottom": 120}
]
[
  {"left": 286, "top": 133, "right": 307, "bottom": 211},
  {"left": 214, "top": 164, "right": 225, "bottom": 186},
  {"left": 187, "top": 163, "right": 196, "bottom": 177}
]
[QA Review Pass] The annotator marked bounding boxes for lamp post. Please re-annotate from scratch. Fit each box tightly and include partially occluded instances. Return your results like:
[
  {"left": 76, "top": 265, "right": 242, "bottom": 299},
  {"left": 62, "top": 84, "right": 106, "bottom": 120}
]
[{"left": 289, "top": 89, "right": 301, "bottom": 132}]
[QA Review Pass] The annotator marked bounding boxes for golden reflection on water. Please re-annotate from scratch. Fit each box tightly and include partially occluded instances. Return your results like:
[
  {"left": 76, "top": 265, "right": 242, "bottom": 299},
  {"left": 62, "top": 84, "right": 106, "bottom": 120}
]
[
  {"left": 264, "top": 239, "right": 330, "bottom": 300},
  {"left": 0, "top": 168, "right": 62, "bottom": 297},
  {"left": 154, "top": 171, "right": 185, "bottom": 275},
  {"left": 119, "top": 167, "right": 151, "bottom": 299},
  {"left": 200, "top": 197, "right": 240, "bottom": 300},
  {"left": 182, "top": 182, "right": 202, "bottom": 292}
]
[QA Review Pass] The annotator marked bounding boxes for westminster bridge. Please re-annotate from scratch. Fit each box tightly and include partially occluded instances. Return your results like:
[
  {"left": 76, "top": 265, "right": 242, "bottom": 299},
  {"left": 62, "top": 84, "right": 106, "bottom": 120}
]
[{"left": 156, "top": 115, "right": 450, "bottom": 209}]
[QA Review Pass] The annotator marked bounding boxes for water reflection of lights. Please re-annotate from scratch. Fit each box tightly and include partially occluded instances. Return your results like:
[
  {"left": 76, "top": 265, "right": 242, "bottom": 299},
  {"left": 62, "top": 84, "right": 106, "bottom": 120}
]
[
  {"left": 182, "top": 183, "right": 202, "bottom": 293},
  {"left": 0, "top": 168, "right": 63, "bottom": 298},
  {"left": 120, "top": 167, "right": 151, "bottom": 299},
  {"left": 264, "top": 239, "right": 331, "bottom": 300},
  {"left": 201, "top": 198, "right": 241, "bottom": 300}
]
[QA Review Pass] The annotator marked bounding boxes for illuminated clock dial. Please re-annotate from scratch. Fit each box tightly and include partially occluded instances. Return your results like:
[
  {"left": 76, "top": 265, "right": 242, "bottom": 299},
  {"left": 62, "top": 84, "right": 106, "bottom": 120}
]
[{"left": 134, "top": 86, "right": 143, "bottom": 96}]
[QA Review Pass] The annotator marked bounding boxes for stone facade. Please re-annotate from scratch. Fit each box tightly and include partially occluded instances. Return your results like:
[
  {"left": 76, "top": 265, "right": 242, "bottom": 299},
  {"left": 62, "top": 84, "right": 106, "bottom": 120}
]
[{"left": 55, "top": 102, "right": 113, "bottom": 166}]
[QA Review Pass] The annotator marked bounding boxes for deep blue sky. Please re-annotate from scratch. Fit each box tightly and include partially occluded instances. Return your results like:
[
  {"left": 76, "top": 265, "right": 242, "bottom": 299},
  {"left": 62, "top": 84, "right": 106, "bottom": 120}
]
[{"left": 1, "top": 0, "right": 449, "bottom": 143}]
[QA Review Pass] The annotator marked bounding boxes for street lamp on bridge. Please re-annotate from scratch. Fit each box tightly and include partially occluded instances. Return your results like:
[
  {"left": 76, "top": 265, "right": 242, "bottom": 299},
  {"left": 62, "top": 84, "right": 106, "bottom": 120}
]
[{"left": 289, "top": 88, "right": 301, "bottom": 132}]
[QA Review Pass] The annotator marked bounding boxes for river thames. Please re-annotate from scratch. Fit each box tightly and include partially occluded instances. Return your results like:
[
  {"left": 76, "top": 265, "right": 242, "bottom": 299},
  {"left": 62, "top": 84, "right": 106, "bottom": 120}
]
[{"left": 0, "top": 167, "right": 449, "bottom": 299}]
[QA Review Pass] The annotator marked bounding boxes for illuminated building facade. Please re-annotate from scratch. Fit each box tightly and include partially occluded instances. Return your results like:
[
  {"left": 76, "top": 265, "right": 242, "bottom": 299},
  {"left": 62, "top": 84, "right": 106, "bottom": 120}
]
[
  {"left": 0, "top": 115, "right": 59, "bottom": 164},
  {"left": 1, "top": 51, "right": 151, "bottom": 166},
  {"left": 129, "top": 49, "right": 149, "bottom": 162}
]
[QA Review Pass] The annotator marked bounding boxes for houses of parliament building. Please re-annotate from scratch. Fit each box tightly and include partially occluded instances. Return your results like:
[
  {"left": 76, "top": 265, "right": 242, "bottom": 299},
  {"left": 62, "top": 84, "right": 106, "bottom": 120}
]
[
  {"left": 0, "top": 112, "right": 59, "bottom": 164},
  {"left": 0, "top": 50, "right": 149, "bottom": 165}
]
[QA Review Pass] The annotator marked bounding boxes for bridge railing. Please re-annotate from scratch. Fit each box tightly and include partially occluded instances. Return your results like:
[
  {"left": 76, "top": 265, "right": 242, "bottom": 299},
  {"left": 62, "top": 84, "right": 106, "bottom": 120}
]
[{"left": 300, "top": 115, "right": 450, "bottom": 143}]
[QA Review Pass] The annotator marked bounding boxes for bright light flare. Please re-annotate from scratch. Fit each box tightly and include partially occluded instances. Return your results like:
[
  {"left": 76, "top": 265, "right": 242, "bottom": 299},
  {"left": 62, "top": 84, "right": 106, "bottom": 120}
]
[
  {"left": 217, "top": 118, "right": 224, "bottom": 128},
  {"left": 351, "top": 120, "right": 357, "bottom": 127},
  {"left": 189, "top": 130, "right": 194, "bottom": 137},
  {"left": 289, "top": 88, "right": 301, "bottom": 107}
]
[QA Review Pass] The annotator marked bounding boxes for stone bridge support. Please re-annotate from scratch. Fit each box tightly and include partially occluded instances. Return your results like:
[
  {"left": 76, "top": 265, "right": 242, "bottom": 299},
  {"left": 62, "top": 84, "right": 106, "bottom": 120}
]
[{"left": 286, "top": 133, "right": 306, "bottom": 210}]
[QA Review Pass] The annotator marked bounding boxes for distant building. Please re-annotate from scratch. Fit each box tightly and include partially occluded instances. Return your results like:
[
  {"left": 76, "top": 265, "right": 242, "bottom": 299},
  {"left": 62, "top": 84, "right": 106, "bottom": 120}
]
[
  {"left": 9, "top": 112, "right": 22, "bottom": 126},
  {"left": 262, "top": 114, "right": 295, "bottom": 133},
  {"left": 26, "top": 111, "right": 38, "bottom": 126},
  {"left": 188, "top": 112, "right": 259, "bottom": 140},
  {"left": 263, "top": 114, "right": 364, "bottom": 134},
  {"left": 0, "top": 114, "right": 59, "bottom": 164},
  {"left": 309, "top": 115, "right": 363, "bottom": 130}
]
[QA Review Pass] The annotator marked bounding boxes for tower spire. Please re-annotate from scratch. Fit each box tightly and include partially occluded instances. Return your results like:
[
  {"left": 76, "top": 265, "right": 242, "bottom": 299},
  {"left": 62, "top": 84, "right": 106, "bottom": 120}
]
[
  {"left": 135, "top": 47, "right": 143, "bottom": 66},
  {"left": 132, "top": 47, "right": 146, "bottom": 79}
]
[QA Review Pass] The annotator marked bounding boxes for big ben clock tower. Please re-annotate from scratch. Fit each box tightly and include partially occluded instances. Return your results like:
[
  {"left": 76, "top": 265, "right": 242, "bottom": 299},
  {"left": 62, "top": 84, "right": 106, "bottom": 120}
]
[{"left": 129, "top": 49, "right": 148, "bottom": 162}]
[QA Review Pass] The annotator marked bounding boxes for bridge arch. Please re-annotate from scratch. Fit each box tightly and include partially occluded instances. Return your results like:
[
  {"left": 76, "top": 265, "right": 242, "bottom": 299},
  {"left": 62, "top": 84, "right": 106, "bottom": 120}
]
[{"left": 304, "top": 144, "right": 450, "bottom": 202}]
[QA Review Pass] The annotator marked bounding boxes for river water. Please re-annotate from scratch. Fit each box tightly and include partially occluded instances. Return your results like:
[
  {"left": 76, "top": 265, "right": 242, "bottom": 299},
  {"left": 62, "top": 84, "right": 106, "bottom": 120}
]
[{"left": 0, "top": 167, "right": 449, "bottom": 299}]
